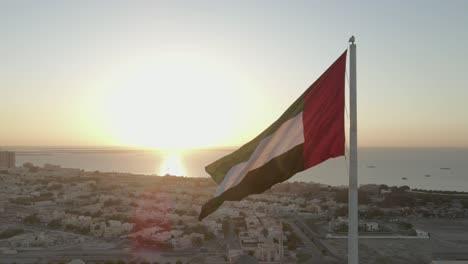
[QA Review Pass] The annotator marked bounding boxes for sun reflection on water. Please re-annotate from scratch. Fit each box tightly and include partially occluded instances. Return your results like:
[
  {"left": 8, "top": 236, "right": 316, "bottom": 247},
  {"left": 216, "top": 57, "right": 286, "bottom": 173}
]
[{"left": 159, "top": 151, "right": 185, "bottom": 176}]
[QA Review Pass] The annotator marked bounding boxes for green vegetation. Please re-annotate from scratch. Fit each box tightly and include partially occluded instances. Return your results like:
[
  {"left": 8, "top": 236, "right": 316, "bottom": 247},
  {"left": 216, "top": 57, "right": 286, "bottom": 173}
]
[
  {"left": 47, "top": 183, "right": 63, "bottom": 191},
  {"left": 134, "top": 235, "right": 173, "bottom": 249},
  {"left": 334, "top": 189, "right": 371, "bottom": 204},
  {"left": 412, "top": 188, "right": 468, "bottom": 194},
  {"left": 47, "top": 219, "right": 62, "bottom": 229},
  {"left": 23, "top": 214, "right": 41, "bottom": 224},
  {"left": 65, "top": 224, "right": 91, "bottom": 235},
  {"left": 297, "top": 252, "right": 312, "bottom": 263},
  {"left": 104, "top": 198, "right": 123, "bottom": 207},
  {"left": 106, "top": 213, "right": 131, "bottom": 222},
  {"left": 183, "top": 224, "right": 215, "bottom": 240},
  {"left": 77, "top": 194, "right": 95, "bottom": 200},
  {"left": 366, "top": 207, "right": 384, "bottom": 219},
  {"left": 463, "top": 200, "right": 468, "bottom": 209},
  {"left": 379, "top": 191, "right": 468, "bottom": 209},
  {"left": 191, "top": 236, "right": 203, "bottom": 247},
  {"left": 174, "top": 209, "right": 187, "bottom": 215},
  {"left": 397, "top": 221, "right": 413, "bottom": 230},
  {"left": 334, "top": 206, "right": 348, "bottom": 217},
  {"left": 380, "top": 193, "right": 415, "bottom": 207},
  {"left": 10, "top": 192, "right": 55, "bottom": 205},
  {"left": 282, "top": 223, "right": 302, "bottom": 250},
  {"left": 335, "top": 224, "right": 348, "bottom": 232},
  {"left": 65, "top": 208, "right": 102, "bottom": 217},
  {"left": 221, "top": 219, "right": 229, "bottom": 237},
  {"left": 0, "top": 228, "right": 24, "bottom": 239}
]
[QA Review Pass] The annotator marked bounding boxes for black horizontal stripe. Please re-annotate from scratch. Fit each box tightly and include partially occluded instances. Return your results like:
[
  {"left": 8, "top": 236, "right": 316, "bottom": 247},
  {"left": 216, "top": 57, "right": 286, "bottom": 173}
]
[{"left": 199, "top": 144, "right": 304, "bottom": 220}]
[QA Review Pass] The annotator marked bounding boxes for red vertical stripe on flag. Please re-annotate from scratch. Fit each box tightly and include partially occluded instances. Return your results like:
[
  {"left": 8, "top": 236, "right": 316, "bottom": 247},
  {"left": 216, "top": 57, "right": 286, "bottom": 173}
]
[{"left": 302, "top": 51, "right": 347, "bottom": 168}]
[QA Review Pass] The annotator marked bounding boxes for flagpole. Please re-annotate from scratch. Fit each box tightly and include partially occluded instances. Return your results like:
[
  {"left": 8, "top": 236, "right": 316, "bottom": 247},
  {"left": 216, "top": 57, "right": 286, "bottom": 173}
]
[{"left": 348, "top": 36, "right": 359, "bottom": 264}]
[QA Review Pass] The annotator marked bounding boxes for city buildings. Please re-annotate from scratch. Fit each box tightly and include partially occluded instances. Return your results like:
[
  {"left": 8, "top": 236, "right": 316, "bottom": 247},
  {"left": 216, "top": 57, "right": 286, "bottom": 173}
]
[{"left": 0, "top": 151, "right": 15, "bottom": 168}]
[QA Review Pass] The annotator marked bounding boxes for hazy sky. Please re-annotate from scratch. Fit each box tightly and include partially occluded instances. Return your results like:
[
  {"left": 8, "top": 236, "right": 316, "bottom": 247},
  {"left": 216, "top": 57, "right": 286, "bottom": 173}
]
[{"left": 1, "top": 0, "right": 467, "bottom": 148}]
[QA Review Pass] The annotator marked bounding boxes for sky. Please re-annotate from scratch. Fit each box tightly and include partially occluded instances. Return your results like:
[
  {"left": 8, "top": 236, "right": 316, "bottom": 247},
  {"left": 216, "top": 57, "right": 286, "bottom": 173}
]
[{"left": 1, "top": 0, "right": 467, "bottom": 149}]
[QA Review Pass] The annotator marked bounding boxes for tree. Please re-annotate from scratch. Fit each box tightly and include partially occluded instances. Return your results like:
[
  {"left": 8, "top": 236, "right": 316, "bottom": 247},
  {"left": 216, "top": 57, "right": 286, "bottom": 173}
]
[
  {"left": 23, "top": 214, "right": 40, "bottom": 224},
  {"left": 407, "top": 229, "right": 417, "bottom": 236},
  {"left": 397, "top": 221, "right": 413, "bottom": 230},
  {"left": 462, "top": 200, "right": 468, "bottom": 208},
  {"left": 0, "top": 229, "right": 24, "bottom": 239},
  {"left": 261, "top": 228, "right": 269, "bottom": 238},
  {"left": 367, "top": 208, "right": 384, "bottom": 219},
  {"left": 286, "top": 232, "right": 301, "bottom": 251},
  {"left": 359, "top": 191, "right": 372, "bottom": 204},
  {"left": 103, "top": 199, "right": 122, "bottom": 207},
  {"left": 47, "top": 183, "right": 63, "bottom": 191},
  {"left": 398, "top": 186, "right": 411, "bottom": 192},
  {"left": 334, "top": 206, "right": 348, "bottom": 217},
  {"left": 379, "top": 184, "right": 389, "bottom": 191},
  {"left": 192, "top": 236, "right": 203, "bottom": 247},
  {"left": 204, "top": 230, "right": 215, "bottom": 240},
  {"left": 47, "top": 219, "right": 62, "bottom": 229},
  {"left": 222, "top": 220, "right": 230, "bottom": 237},
  {"left": 335, "top": 189, "right": 370, "bottom": 204},
  {"left": 335, "top": 189, "right": 348, "bottom": 203},
  {"left": 380, "top": 193, "right": 415, "bottom": 207}
]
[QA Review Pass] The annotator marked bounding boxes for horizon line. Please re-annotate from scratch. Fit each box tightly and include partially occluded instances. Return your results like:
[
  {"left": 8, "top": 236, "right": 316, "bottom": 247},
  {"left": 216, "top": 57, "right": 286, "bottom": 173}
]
[{"left": 1, "top": 145, "right": 468, "bottom": 150}]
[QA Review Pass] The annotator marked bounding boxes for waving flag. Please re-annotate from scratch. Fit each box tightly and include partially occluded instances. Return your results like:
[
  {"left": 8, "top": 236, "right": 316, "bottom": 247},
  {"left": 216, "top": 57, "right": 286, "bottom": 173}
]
[{"left": 199, "top": 51, "right": 347, "bottom": 220}]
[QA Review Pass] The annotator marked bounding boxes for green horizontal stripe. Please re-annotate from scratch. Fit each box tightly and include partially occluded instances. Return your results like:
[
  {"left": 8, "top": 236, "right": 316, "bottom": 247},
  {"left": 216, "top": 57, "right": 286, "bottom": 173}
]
[{"left": 206, "top": 91, "right": 306, "bottom": 184}]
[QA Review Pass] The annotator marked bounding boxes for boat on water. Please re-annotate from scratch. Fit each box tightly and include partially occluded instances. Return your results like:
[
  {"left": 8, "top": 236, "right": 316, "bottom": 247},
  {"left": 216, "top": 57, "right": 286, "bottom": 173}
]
[
  {"left": 367, "top": 165, "right": 376, "bottom": 168},
  {"left": 424, "top": 174, "right": 431, "bottom": 177},
  {"left": 440, "top": 167, "right": 451, "bottom": 170},
  {"left": 402, "top": 177, "right": 407, "bottom": 180}
]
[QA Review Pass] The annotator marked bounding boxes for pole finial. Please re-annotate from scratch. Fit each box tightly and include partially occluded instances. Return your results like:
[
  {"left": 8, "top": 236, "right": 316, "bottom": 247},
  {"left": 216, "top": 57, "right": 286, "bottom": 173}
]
[{"left": 349, "top": 36, "right": 355, "bottom": 43}]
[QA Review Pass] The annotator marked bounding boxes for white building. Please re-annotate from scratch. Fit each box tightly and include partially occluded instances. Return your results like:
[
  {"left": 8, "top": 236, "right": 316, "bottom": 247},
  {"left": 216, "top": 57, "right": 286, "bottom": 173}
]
[
  {"left": 363, "top": 222, "right": 379, "bottom": 232},
  {"left": 416, "top": 229, "right": 429, "bottom": 237}
]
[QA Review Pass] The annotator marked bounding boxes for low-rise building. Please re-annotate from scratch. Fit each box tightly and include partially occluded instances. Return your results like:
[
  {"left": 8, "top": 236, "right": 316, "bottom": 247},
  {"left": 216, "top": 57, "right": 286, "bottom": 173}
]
[{"left": 0, "top": 151, "right": 15, "bottom": 168}]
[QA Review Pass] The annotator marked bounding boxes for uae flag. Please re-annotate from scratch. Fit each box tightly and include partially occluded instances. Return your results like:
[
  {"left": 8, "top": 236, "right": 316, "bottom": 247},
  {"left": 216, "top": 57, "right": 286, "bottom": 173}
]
[{"left": 199, "top": 51, "right": 347, "bottom": 220}]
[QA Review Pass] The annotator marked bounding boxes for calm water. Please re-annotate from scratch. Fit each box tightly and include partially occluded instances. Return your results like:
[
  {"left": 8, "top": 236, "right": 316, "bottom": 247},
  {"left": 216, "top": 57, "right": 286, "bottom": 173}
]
[{"left": 6, "top": 147, "right": 468, "bottom": 192}]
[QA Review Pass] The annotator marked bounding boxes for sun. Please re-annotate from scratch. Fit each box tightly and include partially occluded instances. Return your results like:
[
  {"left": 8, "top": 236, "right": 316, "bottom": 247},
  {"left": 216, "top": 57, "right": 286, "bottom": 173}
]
[{"left": 102, "top": 51, "right": 253, "bottom": 149}]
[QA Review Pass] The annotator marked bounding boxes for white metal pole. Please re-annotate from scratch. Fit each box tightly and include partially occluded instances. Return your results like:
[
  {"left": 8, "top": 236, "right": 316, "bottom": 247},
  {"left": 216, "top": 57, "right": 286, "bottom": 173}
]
[{"left": 348, "top": 36, "right": 359, "bottom": 264}]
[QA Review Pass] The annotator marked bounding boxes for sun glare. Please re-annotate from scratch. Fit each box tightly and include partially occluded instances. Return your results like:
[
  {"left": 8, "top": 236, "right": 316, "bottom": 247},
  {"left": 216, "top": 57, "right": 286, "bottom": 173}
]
[
  {"left": 159, "top": 151, "right": 185, "bottom": 176},
  {"left": 103, "top": 52, "right": 254, "bottom": 149}
]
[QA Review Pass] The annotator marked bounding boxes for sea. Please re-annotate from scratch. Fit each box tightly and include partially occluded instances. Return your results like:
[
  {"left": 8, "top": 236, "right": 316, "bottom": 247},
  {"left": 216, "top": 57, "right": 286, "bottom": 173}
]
[{"left": 4, "top": 147, "right": 468, "bottom": 192}]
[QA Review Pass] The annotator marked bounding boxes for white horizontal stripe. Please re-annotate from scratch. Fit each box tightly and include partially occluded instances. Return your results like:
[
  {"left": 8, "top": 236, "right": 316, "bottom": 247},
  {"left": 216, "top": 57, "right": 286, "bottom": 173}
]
[{"left": 216, "top": 112, "right": 304, "bottom": 196}]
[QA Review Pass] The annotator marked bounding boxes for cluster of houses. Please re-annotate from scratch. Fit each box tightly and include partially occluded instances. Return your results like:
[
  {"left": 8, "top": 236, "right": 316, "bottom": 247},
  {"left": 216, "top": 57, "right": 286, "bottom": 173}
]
[
  {"left": 2, "top": 163, "right": 463, "bottom": 263},
  {"left": 235, "top": 216, "right": 283, "bottom": 262},
  {"left": 0, "top": 229, "right": 84, "bottom": 250}
]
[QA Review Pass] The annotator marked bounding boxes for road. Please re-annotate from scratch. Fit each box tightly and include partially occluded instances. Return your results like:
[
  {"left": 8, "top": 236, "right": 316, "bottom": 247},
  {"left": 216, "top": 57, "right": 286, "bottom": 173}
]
[
  {"left": 0, "top": 248, "right": 130, "bottom": 264},
  {"left": 284, "top": 218, "right": 327, "bottom": 264},
  {"left": 293, "top": 217, "right": 339, "bottom": 259}
]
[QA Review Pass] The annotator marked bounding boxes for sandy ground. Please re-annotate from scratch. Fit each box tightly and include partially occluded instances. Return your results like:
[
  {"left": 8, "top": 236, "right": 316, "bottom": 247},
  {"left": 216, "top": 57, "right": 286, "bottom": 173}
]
[{"left": 321, "top": 218, "right": 468, "bottom": 264}]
